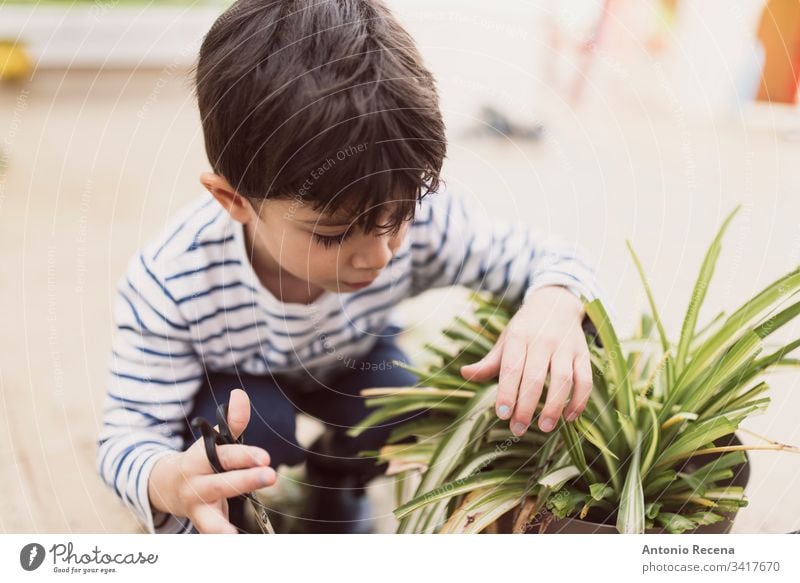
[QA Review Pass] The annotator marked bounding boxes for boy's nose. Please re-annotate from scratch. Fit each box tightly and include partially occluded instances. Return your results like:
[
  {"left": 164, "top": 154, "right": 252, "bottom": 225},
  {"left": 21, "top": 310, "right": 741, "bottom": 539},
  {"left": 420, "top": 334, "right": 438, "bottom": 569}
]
[{"left": 351, "top": 235, "right": 395, "bottom": 272}]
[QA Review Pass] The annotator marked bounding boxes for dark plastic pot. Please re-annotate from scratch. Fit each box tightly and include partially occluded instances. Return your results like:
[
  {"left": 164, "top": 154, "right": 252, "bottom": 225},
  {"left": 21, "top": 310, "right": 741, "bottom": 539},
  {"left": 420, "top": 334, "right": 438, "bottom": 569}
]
[{"left": 506, "top": 433, "right": 750, "bottom": 534}]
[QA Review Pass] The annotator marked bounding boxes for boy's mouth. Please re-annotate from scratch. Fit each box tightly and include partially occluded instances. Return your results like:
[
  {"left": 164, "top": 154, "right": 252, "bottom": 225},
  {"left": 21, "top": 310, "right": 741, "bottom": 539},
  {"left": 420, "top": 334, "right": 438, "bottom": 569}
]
[{"left": 341, "top": 279, "right": 375, "bottom": 290}]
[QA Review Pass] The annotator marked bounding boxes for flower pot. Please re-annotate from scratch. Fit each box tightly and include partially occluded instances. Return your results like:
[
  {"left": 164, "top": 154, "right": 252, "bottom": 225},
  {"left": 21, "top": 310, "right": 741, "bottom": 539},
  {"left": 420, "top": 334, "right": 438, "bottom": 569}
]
[{"left": 502, "top": 432, "right": 750, "bottom": 534}]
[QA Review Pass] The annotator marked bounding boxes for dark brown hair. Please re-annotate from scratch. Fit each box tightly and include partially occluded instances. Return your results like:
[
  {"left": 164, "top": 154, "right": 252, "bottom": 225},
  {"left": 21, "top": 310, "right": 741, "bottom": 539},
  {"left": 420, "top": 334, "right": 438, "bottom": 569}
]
[{"left": 192, "top": 0, "right": 446, "bottom": 235}]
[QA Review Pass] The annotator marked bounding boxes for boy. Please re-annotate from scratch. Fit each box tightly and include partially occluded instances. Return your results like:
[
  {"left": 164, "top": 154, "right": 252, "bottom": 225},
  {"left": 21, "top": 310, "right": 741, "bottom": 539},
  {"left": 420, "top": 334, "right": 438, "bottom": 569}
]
[{"left": 96, "top": 0, "right": 609, "bottom": 535}]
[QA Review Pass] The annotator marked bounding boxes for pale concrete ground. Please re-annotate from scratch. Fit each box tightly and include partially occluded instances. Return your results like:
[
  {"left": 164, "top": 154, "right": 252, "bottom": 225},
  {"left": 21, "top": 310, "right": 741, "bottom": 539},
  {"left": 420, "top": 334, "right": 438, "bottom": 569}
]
[{"left": 2, "top": 1, "right": 800, "bottom": 534}]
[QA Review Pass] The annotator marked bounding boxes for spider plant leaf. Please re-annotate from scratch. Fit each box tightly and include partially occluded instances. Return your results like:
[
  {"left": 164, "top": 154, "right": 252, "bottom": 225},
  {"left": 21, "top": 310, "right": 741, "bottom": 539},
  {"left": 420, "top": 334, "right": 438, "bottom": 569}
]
[
  {"left": 377, "top": 442, "right": 437, "bottom": 465},
  {"left": 574, "top": 416, "right": 620, "bottom": 461},
  {"left": 394, "top": 470, "right": 525, "bottom": 520},
  {"left": 699, "top": 378, "right": 769, "bottom": 420},
  {"left": 585, "top": 298, "right": 635, "bottom": 418},
  {"left": 683, "top": 265, "right": 800, "bottom": 386},
  {"left": 538, "top": 465, "right": 580, "bottom": 489},
  {"left": 438, "top": 488, "right": 491, "bottom": 533},
  {"left": 654, "top": 416, "right": 739, "bottom": 469},
  {"left": 443, "top": 484, "right": 532, "bottom": 534},
  {"left": 684, "top": 330, "right": 762, "bottom": 408},
  {"left": 456, "top": 444, "right": 536, "bottom": 477},
  {"left": 746, "top": 338, "right": 800, "bottom": 380},
  {"left": 442, "top": 319, "right": 495, "bottom": 354},
  {"left": 454, "top": 315, "right": 499, "bottom": 343},
  {"left": 364, "top": 396, "right": 464, "bottom": 412},
  {"left": 617, "top": 411, "right": 637, "bottom": 450},
  {"left": 398, "top": 384, "right": 498, "bottom": 532},
  {"left": 656, "top": 512, "right": 697, "bottom": 534},
  {"left": 645, "top": 501, "right": 662, "bottom": 520},
  {"left": 774, "top": 358, "right": 800, "bottom": 368},
  {"left": 617, "top": 441, "right": 645, "bottom": 533},
  {"left": 675, "top": 205, "right": 740, "bottom": 373},
  {"left": 546, "top": 486, "right": 589, "bottom": 519},
  {"left": 752, "top": 297, "right": 800, "bottom": 340},
  {"left": 640, "top": 402, "right": 660, "bottom": 479},
  {"left": 415, "top": 439, "right": 538, "bottom": 534},
  {"left": 464, "top": 486, "right": 536, "bottom": 533},
  {"left": 689, "top": 511, "right": 725, "bottom": 526},
  {"left": 574, "top": 417, "right": 621, "bottom": 491},
  {"left": 348, "top": 400, "right": 460, "bottom": 438},
  {"left": 716, "top": 382, "right": 771, "bottom": 417},
  {"left": 389, "top": 360, "right": 485, "bottom": 392},
  {"left": 702, "top": 486, "right": 746, "bottom": 501},
  {"left": 674, "top": 471, "right": 706, "bottom": 493},
  {"left": 660, "top": 330, "right": 762, "bottom": 423},
  {"left": 559, "top": 418, "right": 599, "bottom": 484},
  {"left": 360, "top": 386, "right": 476, "bottom": 399},
  {"left": 589, "top": 483, "right": 614, "bottom": 501},
  {"left": 643, "top": 470, "right": 677, "bottom": 496},
  {"left": 661, "top": 411, "right": 698, "bottom": 431},
  {"left": 387, "top": 417, "right": 452, "bottom": 444},
  {"left": 626, "top": 240, "right": 673, "bottom": 386},
  {"left": 688, "top": 310, "right": 726, "bottom": 354}
]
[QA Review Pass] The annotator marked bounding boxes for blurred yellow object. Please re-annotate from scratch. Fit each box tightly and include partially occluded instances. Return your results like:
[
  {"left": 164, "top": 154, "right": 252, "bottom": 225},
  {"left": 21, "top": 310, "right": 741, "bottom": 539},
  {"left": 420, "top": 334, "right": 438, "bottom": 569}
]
[{"left": 0, "top": 40, "right": 33, "bottom": 82}]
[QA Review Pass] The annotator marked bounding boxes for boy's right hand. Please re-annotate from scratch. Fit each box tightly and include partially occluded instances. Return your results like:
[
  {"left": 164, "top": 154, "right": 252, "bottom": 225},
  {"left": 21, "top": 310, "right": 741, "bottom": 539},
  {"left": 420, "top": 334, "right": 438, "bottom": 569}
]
[{"left": 148, "top": 388, "right": 277, "bottom": 534}]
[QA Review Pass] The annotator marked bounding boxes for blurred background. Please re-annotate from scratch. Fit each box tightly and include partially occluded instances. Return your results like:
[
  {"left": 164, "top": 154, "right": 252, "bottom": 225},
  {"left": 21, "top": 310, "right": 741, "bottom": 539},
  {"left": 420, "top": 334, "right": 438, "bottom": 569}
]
[{"left": 1, "top": 0, "right": 799, "bottom": 533}]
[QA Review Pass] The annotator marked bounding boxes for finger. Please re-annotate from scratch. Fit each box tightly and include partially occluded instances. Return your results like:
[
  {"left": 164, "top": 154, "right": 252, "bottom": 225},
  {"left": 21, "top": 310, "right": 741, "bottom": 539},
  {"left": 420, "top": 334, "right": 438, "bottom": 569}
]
[
  {"left": 565, "top": 351, "right": 593, "bottom": 421},
  {"left": 539, "top": 350, "right": 574, "bottom": 432},
  {"left": 192, "top": 504, "right": 238, "bottom": 534},
  {"left": 460, "top": 328, "right": 507, "bottom": 382},
  {"left": 194, "top": 466, "right": 277, "bottom": 503},
  {"left": 495, "top": 331, "right": 526, "bottom": 424},
  {"left": 188, "top": 389, "right": 254, "bottom": 461},
  {"left": 215, "top": 443, "right": 271, "bottom": 472},
  {"left": 509, "top": 349, "right": 550, "bottom": 435},
  {"left": 221, "top": 388, "right": 251, "bottom": 440}
]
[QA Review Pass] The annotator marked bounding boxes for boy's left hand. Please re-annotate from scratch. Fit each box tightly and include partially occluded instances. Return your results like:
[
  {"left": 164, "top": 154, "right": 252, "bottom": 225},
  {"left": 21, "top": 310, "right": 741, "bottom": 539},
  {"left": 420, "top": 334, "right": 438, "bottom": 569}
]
[{"left": 460, "top": 285, "right": 593, "bottom": 436}]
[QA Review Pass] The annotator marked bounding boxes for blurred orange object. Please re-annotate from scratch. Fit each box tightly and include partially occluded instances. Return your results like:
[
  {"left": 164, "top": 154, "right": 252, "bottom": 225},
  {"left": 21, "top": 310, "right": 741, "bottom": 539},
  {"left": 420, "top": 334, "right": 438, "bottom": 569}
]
[
  {"left": 0, "top": 39, "right": 32, "bottom": 83},
  {"left": 756, "top": 0, "right": 800, "bottom": 104}
]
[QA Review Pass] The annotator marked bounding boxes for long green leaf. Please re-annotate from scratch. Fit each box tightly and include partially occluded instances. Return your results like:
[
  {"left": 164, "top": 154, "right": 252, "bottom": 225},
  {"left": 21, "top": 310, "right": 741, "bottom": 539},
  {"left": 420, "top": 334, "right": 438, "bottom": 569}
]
[
  {"left": 683, "top": 266, "right": 800, "bottom": 385},
  {"left": 626, "top": 240, "right": 674, "bottom": 388},
  {"left": 617, "top": 441, "right": 645, "bottom": 533},
  {"left": 585, "top": 299, "right": 635, "bottom": 418},
  {"left": 640, "top": 402, "right": 660, "bottom": 479},
  {"left": 399, "top": 384, "right": 498, "bottom": 533},
  {"left": 654, "top": 416, "right": 739, "bottom": 469},
  {"left": 675, "top": 205, "right": 741, "bottom": 373},
  {"left": 395, "top": 470, "right": 525, "bottom": 519}
]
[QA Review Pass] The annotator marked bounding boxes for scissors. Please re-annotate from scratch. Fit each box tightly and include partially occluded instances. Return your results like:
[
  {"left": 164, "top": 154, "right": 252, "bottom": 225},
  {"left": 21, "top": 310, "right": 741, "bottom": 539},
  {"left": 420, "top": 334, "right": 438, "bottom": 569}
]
[{"left": 190, "top": 403, "right": 276, "bottom": 534}]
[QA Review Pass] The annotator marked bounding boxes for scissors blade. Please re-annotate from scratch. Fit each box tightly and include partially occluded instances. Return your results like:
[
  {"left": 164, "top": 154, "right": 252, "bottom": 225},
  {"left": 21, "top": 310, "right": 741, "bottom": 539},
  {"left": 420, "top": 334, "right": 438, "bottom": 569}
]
[{"left": 246, "top": 493, "right": 276, "bottom": 534}]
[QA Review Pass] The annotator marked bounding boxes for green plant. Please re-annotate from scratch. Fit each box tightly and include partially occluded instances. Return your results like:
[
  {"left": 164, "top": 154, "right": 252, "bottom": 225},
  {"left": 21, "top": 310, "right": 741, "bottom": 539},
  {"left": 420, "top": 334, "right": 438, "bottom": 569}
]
[{"left": 350, "top": 206, "right": 800, "bottom": 533}]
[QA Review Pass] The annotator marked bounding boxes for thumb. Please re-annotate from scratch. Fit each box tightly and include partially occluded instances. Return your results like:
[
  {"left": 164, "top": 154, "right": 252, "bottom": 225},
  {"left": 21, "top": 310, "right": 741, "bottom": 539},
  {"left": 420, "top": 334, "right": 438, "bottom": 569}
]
[
  {"left": 460, "top": 339, "right": 504, "bottom": 381},
  {"left": 214, "top": 388, "right": 251, "bottom": 440}
]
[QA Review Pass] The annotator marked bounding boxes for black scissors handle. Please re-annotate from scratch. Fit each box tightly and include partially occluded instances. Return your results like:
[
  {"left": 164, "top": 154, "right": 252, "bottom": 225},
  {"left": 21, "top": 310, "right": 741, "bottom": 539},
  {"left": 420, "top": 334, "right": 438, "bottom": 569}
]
[
  {"left": 190, "top": 402, "right": 276, "bottom": 534},
  {"left": 191, "top": 403, "right": 239, "bottom": 474}
]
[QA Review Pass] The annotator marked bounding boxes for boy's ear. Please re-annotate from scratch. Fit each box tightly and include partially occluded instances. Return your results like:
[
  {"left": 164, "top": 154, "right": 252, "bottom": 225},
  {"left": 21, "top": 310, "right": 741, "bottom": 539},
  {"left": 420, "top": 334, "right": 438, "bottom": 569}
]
[{"left": 199, "top": 171, "right": 254, "bottom": 224}]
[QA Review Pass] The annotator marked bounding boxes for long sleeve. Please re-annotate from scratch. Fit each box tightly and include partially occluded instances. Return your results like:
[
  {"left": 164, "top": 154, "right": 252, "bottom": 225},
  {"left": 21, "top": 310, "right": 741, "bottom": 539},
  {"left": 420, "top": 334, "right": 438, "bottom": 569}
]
[
  {"left": 96, "top": 252, "right": 205, "bottom": 534},
  {"left": 410, "top": 188, "right": 611, "bottom": 314}
]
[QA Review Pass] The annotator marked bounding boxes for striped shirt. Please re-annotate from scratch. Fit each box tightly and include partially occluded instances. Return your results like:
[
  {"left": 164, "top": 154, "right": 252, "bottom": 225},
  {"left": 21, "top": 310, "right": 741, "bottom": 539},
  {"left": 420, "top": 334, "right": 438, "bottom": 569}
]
[{"left": 96, "top": 186, "right": 610, "bottom": 534}]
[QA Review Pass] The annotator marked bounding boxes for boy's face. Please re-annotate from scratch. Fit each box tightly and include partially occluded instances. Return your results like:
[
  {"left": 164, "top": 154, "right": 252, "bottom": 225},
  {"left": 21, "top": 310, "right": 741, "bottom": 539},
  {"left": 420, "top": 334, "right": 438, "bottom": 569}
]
[{"left": 201, "top": 172, "right": 409, "bottom": 293}]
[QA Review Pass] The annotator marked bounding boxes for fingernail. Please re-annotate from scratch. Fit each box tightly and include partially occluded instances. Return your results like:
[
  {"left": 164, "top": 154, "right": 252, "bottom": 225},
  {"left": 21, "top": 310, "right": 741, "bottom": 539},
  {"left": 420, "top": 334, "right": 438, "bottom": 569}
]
[
  {"left": 566, "top": 411, "right": 578, "bottom": 422},
  {"left": 512, "top": 422, "right": 527, "bottom": 435},
  {"left": 497, "top": 405, "right": 511, "bottom": 419},
  {"left": 540, "top": 417, "right": 556, "bottom": 432},
  {"left": 260, "top": 469, "right": 274, "bottom": 485}
]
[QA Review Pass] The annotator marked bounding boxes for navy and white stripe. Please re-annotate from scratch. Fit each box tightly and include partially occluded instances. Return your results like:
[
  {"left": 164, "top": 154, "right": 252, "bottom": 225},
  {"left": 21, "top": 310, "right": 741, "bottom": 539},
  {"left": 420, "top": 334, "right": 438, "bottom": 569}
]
[{"left": 96, "top": 187, "right": 608, "bottom": 534}]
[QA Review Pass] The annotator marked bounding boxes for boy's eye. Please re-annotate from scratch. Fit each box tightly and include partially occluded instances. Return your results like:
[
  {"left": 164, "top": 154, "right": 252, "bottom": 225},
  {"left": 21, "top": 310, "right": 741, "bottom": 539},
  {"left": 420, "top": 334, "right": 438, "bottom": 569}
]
[{"left": 312, "top": 229, "right": 353, "bottom": 248}]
